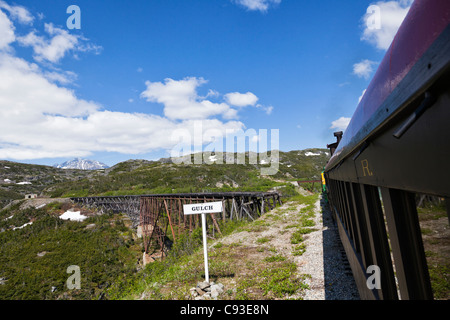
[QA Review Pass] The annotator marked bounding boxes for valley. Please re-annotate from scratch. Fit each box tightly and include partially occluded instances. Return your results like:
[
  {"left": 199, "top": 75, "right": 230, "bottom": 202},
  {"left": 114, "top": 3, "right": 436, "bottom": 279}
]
[{"left": 0, "top": 148, "right": 330, "bottom": 300}]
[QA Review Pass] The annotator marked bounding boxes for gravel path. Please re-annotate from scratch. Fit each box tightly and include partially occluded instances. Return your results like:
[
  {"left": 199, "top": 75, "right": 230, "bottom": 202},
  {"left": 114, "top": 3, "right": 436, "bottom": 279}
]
[{"left": 299, "top": 196, "right": 360, "bottom": 300}]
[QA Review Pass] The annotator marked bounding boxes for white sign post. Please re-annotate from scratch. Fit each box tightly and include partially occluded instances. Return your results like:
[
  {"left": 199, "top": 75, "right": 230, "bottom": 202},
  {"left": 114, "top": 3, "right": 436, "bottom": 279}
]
[{"left": 183, "top": 201, "right": 223, "bottom": 283}]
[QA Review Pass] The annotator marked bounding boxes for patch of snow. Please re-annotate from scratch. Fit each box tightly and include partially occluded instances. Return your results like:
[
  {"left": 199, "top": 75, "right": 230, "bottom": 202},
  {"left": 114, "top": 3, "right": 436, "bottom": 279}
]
[
  {"left": 260, "top": 159, "right": 268, "bottom": 165},
  {"left": 59, "top": 210, "right": 87, "bottom": 222},
  {"left": 13, "top": 221, "right": 33, "bottom": 230},
  {"left": 35, "top": 203, "right": 46, "bottom": 209},
  {"left": 3, "top": 179, "right": 12, "bottom": 183},
  {"left": 17, "top": 181, "right": 32, "bottom": 185},
  {"left": 4, "top": 166, "right": 10, "bottom": 169},
  {"left": 208, "top": 155, "right": 217, "bottom": 162},
  {"left": 4, "top": 214, "right": 14, "bottom": 221},
  {"left": 305, "top": 152, "right": 321, "bottom": 157}
]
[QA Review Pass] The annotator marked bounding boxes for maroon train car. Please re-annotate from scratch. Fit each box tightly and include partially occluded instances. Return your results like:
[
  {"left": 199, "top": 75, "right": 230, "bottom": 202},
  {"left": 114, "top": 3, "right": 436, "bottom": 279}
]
[{"left": 324, "top": 0, "right": 450, "bottom": 300}]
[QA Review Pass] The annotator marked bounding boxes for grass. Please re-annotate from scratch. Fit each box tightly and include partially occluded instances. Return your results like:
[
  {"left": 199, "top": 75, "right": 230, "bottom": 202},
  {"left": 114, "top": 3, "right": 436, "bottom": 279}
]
[
  {"left": 292, "top": 244, "right": 307, "bottom": 256},
  {"left": 289, "top": 192, "right": 319, "bottom": 208},
  {"left": 256, "top": 236, "right": 272, "bottom": 244},
  {"left": 259, "top": 263, "right": 309, "bottom": 298},
  {"left": 296, "top": 227, "right": 317, "bottom": 234},
  {"left": 232, "top": 255, "right": 309, "bottom": 300},
  {"left": 244, "top": 220, "right": 270, "bottom": 233},
  {"left": 427, "top": 261, "right": 450, "bottom": 299},
  {"left": 417, "top": 201, "right": 449, "bottom": 300},
  {"left": 288, "top": 195, "right": 317, "bottom": 246},
  {"left": 264, "top": 255, "right": 286, "bottom": 262},
  {"left": 290, "top": 230, "right": 304, "bottom": 244}
]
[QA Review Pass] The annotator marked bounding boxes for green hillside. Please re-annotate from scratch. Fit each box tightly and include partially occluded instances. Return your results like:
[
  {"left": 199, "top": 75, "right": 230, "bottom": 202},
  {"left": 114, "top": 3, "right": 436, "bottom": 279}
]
[
  {"left": 43, "top": 149, "right": 330, "bottom": 198},
  {"left": 1, "top": 149, "right": 329, "bottom": 203},
  {"left": 0, "top": 201, "right": 140, "bottom": 299},
  {"left": 0, "top": 160, "right": 91, "bottom": 207}
]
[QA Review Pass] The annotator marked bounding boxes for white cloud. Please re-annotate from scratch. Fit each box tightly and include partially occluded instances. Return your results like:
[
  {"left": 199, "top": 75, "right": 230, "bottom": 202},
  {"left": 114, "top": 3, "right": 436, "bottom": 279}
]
[
  {"left": 361, "top": 0, "right": 413, "bottom": 50},
  {"left": 264, "top": 105, "right": 273, "bottom": 115},
  {"left": 0, "top": 9, "right": 15, "bottom": 51},
  {"left": 224, "top": 92, "right": 258, "bottom": 107},
  {"left": 330, "top": 117, "right": 351, "bottom": 131},
  {"left": 353, "top": 59, "right": 377, "bottom": 79},
  {"left": 141, "top": 79, "right": 272, "bottom": 120},
  {"left": 141, "top": 77, "right": 239, "bottom": 120},
  {"left": 0, "top": 0, "right": 34, "bottom": 24},
  {"left": 17, "top": 23, "right": 101, "bottom": 64},
  {"left": 0, "top": 53, "right": 98, "bottom": 118},
  {"left": 233, "top": 0, "right": 281, "bottom": 12},
  {"left": 202, "top": 89, "right": 220, "bottom": 99},
  {"left": 256, "top": 104, "right": 273, "bottom": 115},
  {"left": 44, "top": 69, "right": 77, "bottom": 85}
]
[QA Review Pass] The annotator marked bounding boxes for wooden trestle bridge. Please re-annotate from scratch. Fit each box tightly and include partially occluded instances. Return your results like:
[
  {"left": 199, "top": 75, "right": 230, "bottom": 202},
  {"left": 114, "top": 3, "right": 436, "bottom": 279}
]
[{"left": 71, "top": 192, "right": 281, "bottom": 256}]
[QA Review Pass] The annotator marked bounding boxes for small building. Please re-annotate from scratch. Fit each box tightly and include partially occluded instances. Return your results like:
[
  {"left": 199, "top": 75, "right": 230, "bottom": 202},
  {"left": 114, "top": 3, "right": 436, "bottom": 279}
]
[{"left": 24, "top": 194, "right": 37, "bottom": 199}]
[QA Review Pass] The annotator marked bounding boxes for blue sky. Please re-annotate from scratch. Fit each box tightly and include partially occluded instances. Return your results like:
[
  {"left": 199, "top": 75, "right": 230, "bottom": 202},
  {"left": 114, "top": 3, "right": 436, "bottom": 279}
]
[{"left": 0, "top": 0, "right": 413, "bottom": 167}]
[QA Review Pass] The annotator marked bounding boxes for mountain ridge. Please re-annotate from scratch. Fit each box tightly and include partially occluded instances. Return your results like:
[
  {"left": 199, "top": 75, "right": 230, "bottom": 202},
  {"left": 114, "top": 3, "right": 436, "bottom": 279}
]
[{"left": 1, "top": 148, "right": 330, "bottom": 202}]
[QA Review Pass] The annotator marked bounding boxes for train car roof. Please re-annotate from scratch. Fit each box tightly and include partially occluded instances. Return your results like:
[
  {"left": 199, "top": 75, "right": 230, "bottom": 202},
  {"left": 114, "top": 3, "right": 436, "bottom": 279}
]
[{"left": 326, "top": 0, "right": 450, "bottom": 171}]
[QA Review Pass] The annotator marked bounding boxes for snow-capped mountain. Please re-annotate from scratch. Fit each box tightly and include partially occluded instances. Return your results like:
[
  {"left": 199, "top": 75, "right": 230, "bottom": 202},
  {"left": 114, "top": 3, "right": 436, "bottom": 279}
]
[{"left": 54, "top": 158, "right": 109, "bottom": 170}]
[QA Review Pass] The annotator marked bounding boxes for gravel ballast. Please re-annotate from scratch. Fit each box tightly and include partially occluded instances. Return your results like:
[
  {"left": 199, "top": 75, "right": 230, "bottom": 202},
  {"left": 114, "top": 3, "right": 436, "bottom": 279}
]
[{"left": 298, "top": 197, "right": 360, "bottom": 300}]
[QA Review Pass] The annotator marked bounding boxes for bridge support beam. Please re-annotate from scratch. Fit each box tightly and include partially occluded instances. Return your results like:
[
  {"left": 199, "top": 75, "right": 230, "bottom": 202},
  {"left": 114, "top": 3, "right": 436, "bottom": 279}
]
[
  {"left": 139, "top": 192, "right": 280, "bottom": 255},
  {"left": 72, "top": 192, "right": 281, "bottom": 257}
]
